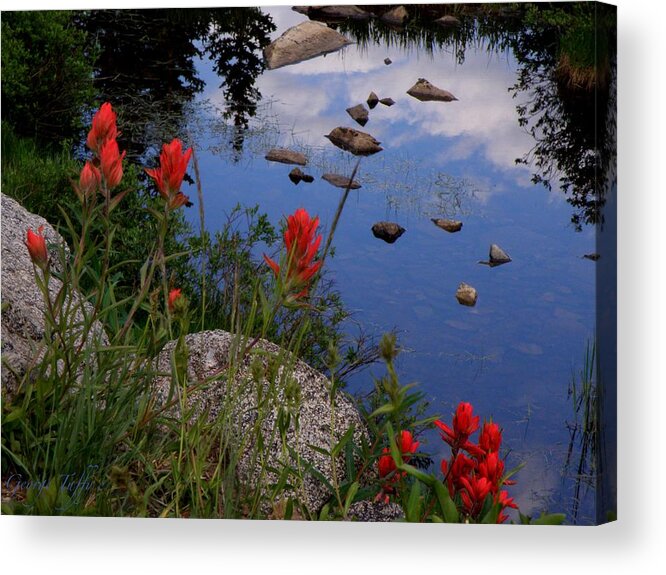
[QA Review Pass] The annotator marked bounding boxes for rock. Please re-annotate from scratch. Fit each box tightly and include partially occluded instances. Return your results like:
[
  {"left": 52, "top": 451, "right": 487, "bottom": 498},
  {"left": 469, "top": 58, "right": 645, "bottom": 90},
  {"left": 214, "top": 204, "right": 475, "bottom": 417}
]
[
  {"left": 1, "top": 194, "right": 107, "bottom": 401},
  {"left": 379, "top": 97, "right": 395, "bottom": 107},
  {"left": 293, "top": 5, "right": 373, "bottom": 22},
  {"left": 455, "top": 282, "right": 478, "bottom": 307},
  {"left": 380, "top": 5, "right": 410, "bottom": 26},
  {"left": 324, "top": 127, "right": 383, "bottom": 156},
  {"left": 583, "top": 253, "right": 601, "bottom": 261},
  {"left": 435, "top": 15, "right": 461, "bottom": 27},
  {"left": 367, "top": 91, "right": 380, "bottom": 110},
  {"left": 346, "top": 500, "right": 404, "bottom": 522},
  {"left": 346, "top": 103, "right": 369, "bottom": 127},
  {"left": 263, "top": 21, "right": 352, "bottom": 70},
  {"left": 371, "top": 222, "right": 405, "bottom": 243},
  {"left": 479, "top": 244, "right": 512, "bottom": 267},
  {"left": 265, "top": 148, "right": 308, "bottom": 166},
  {"left": 152, "top": 330, "right": 368, "bottom": 515},
  {"left": 431, "top": 218, "right": 463, "bottom": 233},
  {"left": 384, "top": 57, "right": 392, "bottom": 65},
  {"left": 289, "top": 167, "right": 314, "bottom": 184},
  {"left": 407, "top": 78, "right": 458, "bottom": 102},
  {"left": 321, "top": 173, "right": 362, "bottom": 190}
]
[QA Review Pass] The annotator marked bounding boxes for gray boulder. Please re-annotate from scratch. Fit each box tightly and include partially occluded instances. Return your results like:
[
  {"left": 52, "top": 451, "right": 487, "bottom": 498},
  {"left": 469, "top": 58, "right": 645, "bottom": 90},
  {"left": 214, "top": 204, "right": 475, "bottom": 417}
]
[
  {"left": 435, "top": 15, "right": 461, "bottom": 27},
  {"left": 1, "top": 193, "right": 107, "bottom": 401},
  {"left": 152, "top": 330, "right": 368, "bottom": 515},
  {"left": 324, "top": 127, "right": 383, "bottom": 156},
  {"left": 292, "top": 6, "right": 373, "bottom": 22},
  {"left": 407, "top": 78, "right": 458, "bottom": 102},
  {"left": 347, "top": 500, "right": 404, "bottom": 522},
  {"left": 265, "top": 148, "right": 308, "bottom": 166},
  {"left": 321, "top": 173, "right": 362, "bottom": 190},
  {"left": 379, "top": 97, "right": 395, "bottom": 107},
  {"left": 380, "top": 6, "right": 410, "bottom": 26},
  {"left": 367, "top": 91, "right": 380, "bottom": 109},
  {"left": 263, "top": 20, "right": 352, "bottom": 70}
]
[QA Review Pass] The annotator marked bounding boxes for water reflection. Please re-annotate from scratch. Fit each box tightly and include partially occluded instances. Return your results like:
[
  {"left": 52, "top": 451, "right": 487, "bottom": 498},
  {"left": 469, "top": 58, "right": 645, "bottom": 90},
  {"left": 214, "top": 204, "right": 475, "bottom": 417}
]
[{"left": 84, "top": 8, "right": 274, "bottom": 160}]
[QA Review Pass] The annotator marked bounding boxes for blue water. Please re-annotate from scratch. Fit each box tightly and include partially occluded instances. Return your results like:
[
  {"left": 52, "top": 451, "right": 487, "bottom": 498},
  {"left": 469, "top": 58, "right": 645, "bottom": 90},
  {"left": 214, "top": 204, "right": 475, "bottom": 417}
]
[{"left": 182, "top": 6, "right": 597, "bottom": 523}]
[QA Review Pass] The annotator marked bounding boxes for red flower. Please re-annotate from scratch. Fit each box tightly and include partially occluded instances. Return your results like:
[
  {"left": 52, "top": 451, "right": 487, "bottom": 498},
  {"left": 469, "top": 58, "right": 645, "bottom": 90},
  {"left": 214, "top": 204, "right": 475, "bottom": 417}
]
[
  {"left": 145, "top": 139, "right": 193, "bottom": 210},
  {"left": 479, "top": 421, "right": 502, "bottom": 454},
  {"left": 25, "top": 226, "right": 48, "bottom": 268},
  {"left": 75, "top": 161, "right": 101, "bottom": 200},
  {"left": 99, "top": 138, "right": 125, "bottom": 190},
  {"left": 399, "top": 430, "right": 419, "bottom": 460},
  {"left": 86, "top": 103, "right": 118, "bottom": 154},
  {"left": 264, "top": 208, "right": 323, "bottom": 299},
  {"left": 496, "top": 490, "right": 518, "bottom": 523},
  {"left": 478, "top": 451, "right": 504, "bottom": 491},
  {"left": 459, "top": 475, "right": 492, "bottom": 517},
  {"left": 378, "top": 448, "right": 396, "bottom": 479},
  {"left": 168, "top": 288, "right": 182, "bottom": 312},
  {"left": 435, "top": 402, "right": 480, "bottom": 450}
]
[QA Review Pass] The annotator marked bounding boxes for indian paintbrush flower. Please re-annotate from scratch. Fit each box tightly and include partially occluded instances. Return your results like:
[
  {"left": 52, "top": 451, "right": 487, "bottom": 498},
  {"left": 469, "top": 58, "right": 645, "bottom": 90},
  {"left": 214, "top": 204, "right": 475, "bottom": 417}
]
[
  {"left": 145, "top": 138, "right": 193, "bottom": 210},
  {"left": 25, "top": 226, "right": 48, "bottom": 269},
  {"left": 264, "top": 208, "right": 323, "bottom": 300},
  {"left": 74, "top": 161, "right": 102, "bottom": 201},
  {"left": 86, "top": 102, "right": 118, "bottom": 154},
  {"left": 168, "top": 288, "right": 182, "bottom": 312},
  {"left": 434, "top": 401, "right": 480, "bottom": 450},
  {"left": 99, "top": 138, "right": 125, "bottom": 190}
]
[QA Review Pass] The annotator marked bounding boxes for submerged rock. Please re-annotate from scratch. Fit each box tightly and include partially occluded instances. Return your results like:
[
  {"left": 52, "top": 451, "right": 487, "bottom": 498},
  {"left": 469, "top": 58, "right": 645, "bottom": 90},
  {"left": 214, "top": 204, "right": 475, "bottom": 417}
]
[
  {"left": 346, "top": 103, "right": 369, "bottom": 127},
  {"left": 583, "top": 253, "right": 601, "bottom": 261},
  {"left": 455, "top": 283, "right": 478, "bottom": 307},
  {"left": 384, "top": 57, "right": 393, "bottom": 66},
  {"left": 289, "top": 167, "right": 314, "bottom": 184},
  {"left": 407, "top": 78, "right": 458, "bottom": 102},
  {"left": 431, "top": 218, "right": 463, "bottom": 233},
  {"left": 379, "top": 97, "right": 395, "bottom": 107},
  {"left": 479, "top": 244, "right": 512, "bottom": 267},
  {"left": 321, "top": 173, "right": 362, "bottom": 190},
  {"left": 367, "top": 91, "right": 380, "bottom": 109},
  {"left": 380, "top": 5, "right": 409, "bottom": 26},
  {"left": 263, "top": 21, "right": 352, "bottom": 70},
  {"left": 265, "top": 148, "right": 308, "bottom": 166},
  {"left": 371, "top": 222, "right": 405, "bottom": 243},
  {"left": 324, "top": 127, "right": 383, "bottom": 156}
]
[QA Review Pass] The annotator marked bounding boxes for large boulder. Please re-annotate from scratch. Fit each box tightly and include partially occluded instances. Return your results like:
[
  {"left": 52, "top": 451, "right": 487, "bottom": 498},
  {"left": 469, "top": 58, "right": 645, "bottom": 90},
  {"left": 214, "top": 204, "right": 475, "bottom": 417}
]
[
  {"left": 152, "top": 330, "right": 369, "bottom": 515},
  {"left": 264, "top": 20, "right": 352, "bottom": 70},
  {"left": 1, "top": 194, "right": 106, "bottom": 401}
]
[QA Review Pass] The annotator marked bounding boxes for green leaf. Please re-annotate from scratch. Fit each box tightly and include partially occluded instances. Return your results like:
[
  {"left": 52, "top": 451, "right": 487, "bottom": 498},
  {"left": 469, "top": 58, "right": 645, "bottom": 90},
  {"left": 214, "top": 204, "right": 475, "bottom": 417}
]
[
  {"left": 400, "top": 463, "right": 434, "bottom": 486},
  {"left": 369, "top": 403, "right": 395, "bottom": 418},
  {"left": 331, "top": 425, "right": 355, "bottom": 459},
  {"left": 405, "top": 480, "right": 422, "bottom": 522},
  {"left": 480, "top": 501, "right": 500, "bottom": 524},
  {"left": 344, "top": 482, "right": 359, "bottom": 515},
  {"left": 433, "top": 480, "right": 459, "bottom": 523}
]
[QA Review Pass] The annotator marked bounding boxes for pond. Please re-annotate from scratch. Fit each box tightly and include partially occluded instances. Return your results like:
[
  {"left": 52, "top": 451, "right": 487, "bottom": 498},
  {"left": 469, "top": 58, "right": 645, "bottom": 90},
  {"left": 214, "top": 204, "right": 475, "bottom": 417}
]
[{"left": 87, "top": 4, "right": 616, "bottom": 524}]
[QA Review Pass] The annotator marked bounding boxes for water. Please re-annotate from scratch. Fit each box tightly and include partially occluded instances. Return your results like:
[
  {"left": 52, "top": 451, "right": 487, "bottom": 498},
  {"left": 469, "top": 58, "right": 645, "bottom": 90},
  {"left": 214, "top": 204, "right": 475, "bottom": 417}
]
[{"left": 87, "top": 4, "right": 615, "bottom": 524}]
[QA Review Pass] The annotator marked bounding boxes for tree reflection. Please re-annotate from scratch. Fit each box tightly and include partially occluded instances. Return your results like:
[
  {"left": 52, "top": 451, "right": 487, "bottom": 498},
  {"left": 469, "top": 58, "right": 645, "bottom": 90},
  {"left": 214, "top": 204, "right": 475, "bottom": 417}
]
[
  {"left": 83, "top": 8, "right": 274, "bottom": 160},
  {"left": 510, "top": 3, "right": 616, "bottom": 231}
]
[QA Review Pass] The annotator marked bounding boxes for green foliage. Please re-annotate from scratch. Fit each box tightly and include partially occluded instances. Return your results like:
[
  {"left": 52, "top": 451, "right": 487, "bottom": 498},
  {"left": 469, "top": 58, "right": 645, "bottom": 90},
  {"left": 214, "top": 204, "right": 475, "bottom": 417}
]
[{"left": 1, "top": 11, "right": 96, "bottom": 145}]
